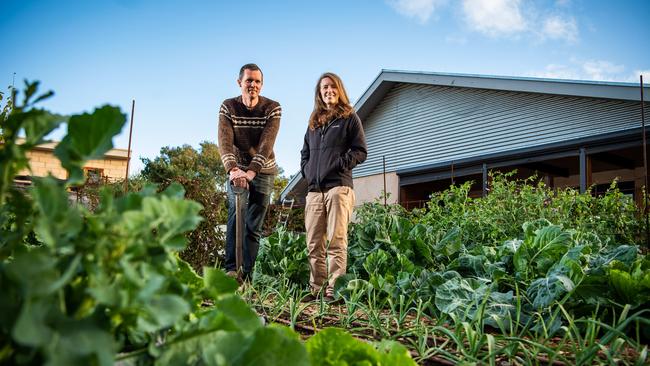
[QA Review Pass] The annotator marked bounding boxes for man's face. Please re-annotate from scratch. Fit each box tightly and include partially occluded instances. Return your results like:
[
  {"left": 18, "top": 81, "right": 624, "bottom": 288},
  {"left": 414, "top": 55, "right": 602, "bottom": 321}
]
[{"left": 238, "top": 69, "right": 263, "bottom": 99}]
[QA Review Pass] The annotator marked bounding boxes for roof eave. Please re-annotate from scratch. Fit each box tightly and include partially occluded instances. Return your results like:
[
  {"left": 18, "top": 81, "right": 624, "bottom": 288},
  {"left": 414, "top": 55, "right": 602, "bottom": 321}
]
[{"left": 354, "top": 69, "right": 650, "bottom": 121}]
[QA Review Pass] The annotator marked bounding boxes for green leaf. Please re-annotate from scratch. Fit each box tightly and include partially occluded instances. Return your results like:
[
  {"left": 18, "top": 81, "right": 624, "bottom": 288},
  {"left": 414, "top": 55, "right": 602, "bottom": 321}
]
[
  {"left": 608, "top": 258, "right": 650, "bottom": 305},
  {"left": 46, "top": 320, "right": 115, "bottom": 366},
  {"left": 375, "top": 340, "right": 418, "bottom": 366},
  {"left": 22, "top": 79, "right": 38, "bottom": 105},
  {"left": 435, "top": 277, "right": 514, "bottom": 326},
  {"left": 306, "top": 328, "right": 378, "bottom": 365},
  {"left": 12, "top": 299, "right": 53, "bottom": 347},
  {"left": 435, "top": 226, "right": 463, "bottom": 257},
  {"left": 137, "top": 295, "right": 190, "bottom": 332},
  {"left": 204, "top": 268, "right": 239, "bottom": 297},
  {"left": 213, "top": 294, "right": 262, "bottom": 333},
  {"left": 363, "top": 249, "right": 390, "bottom": 277},
  {"left": 201, "top": 331, "right": 250, "bottom": 365},
  {"left": 22, "top": 108, "right": 63, "bottom": 146},
  {"left": 514, "top": 222, "right": 572, "bottom": 280},
  {"left": 306, "top": 327, "right": 415, "bottom": 365},
  {"left": 121, "top": 187, "right": 203, "bottom": 249},
  {"left": 54, "top": 105, "right": 125, "bottom": 184},
  {"left": 527, "top": 273, "right": 574, "bottom": 309},
  {"left": 31, "top": 177, "right": 83, "bottom": 248},
  {"left": 239, "top": 325, "right": 309, "bottom": 366},
  {"left": 4, "top": 246, "right": 70, "bottom": 296}
]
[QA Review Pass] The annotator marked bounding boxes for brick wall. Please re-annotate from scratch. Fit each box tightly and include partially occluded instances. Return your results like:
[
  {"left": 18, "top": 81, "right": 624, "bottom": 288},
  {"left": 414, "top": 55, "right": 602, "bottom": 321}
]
[{"left": 17, "top": 149, "right": 128, "bottom": 182}]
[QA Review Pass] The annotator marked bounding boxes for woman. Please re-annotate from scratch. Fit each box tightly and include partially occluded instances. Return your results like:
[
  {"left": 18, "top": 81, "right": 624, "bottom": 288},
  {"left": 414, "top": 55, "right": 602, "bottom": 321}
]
[{"left": 300, "top": 72, "right": 367, "bottom": 301}]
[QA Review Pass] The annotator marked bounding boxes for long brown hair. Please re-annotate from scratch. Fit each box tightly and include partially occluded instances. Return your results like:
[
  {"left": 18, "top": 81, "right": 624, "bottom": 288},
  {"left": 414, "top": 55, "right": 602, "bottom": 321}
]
[{"left": 308, "top": 72, "right": 354, "bottom": 130}]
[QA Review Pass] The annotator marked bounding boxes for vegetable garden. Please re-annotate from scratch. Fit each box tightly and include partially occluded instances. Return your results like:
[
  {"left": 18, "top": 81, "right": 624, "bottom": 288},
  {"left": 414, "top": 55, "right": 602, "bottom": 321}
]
[{"left": 1, "top": 82, "right": 649, "bottom": 365}]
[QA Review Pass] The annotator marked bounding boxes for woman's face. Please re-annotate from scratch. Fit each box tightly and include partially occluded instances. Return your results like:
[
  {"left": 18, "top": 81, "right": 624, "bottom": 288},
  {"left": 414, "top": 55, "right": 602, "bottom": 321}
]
[{"left": 320, "top": 77, "right": 339, "bottom": 108}]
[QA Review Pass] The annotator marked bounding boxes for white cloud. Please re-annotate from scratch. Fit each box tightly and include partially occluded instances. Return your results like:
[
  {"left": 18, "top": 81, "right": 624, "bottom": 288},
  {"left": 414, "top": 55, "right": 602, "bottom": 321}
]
[
  {"left": 461, "top": 0, "right": 526, "bottom": 36},
  {"left": 629, "top": 70, "right": 650, "bottom": 85},
  {"left": 542, "top": 15, "right": 578, "bottom": 42},
  {"left": 386, "top": 0, "right": 446, "bottom": 24},
  {"left": 528, "top": 64, "right": 582, "bottom": 80},
  {"left": 581, "top": 60, "right": 625, "bottom": 81},
  {"left": 387, "top": 0, "right": 582, "bottom": 44},
  {"left": 528, "top": 60, "right": 650, "bottom": 84}
]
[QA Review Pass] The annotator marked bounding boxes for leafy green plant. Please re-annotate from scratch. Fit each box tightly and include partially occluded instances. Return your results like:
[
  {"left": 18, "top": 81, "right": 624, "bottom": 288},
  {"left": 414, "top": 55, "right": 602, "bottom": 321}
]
[
  {"left": 305, "top": 328, "right": 416, "bottom": 366},
  {"left": 0, "top": 81, "right": 416, "bottom": 365},
  {"left": 140, "top": 142, "right": 228, "bottom": 273},
  {"left": 256, "top": 226, "right": 310, "bottom": 285}
]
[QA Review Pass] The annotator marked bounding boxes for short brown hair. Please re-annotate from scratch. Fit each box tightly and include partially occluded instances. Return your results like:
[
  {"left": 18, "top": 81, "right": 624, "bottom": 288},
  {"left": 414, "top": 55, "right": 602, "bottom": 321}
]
[{"left": 239, "top": 63, "right": 263, "bottom": 80}]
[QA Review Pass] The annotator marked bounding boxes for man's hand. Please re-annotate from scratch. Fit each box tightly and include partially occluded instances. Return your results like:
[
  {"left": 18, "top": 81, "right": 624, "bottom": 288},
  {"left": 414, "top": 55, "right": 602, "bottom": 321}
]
[
  {"left": 229, "top": 167, "right": 246, "bottom": 180},
  {"left": 244, "top": 170, "right": 257, "bottom": 182},
  {"left": 229, "top": 168, "right": 249, "bottom": 189}
]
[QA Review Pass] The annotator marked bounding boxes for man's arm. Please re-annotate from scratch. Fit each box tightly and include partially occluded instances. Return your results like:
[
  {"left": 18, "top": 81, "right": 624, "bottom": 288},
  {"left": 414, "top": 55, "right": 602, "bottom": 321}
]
[
  {"left": 247, "top": 104, "right": 282, "bottom": 175},
  {"left": 218, "top": 102, "right": 238, "bottom": 173}
]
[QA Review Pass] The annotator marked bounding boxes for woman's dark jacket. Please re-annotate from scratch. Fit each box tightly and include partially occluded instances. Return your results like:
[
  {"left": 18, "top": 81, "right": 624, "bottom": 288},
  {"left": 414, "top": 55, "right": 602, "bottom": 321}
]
[{"left": 300, "top": 112, "right": 367, "bottom": 192}]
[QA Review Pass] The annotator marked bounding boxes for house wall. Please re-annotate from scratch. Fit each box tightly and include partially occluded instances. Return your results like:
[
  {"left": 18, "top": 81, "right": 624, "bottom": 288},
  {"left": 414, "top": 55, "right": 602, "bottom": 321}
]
[
  {"left": 84, "top": 157, "right": 128, "bottom": 181},
  {"left": 18, "top": 149, "right": 128, "bottom": 181},
  {"left": 20, "top": 150, "right": 68, "bottom": 179},
  {"left": 355, "top": 82, "right": 650, "bottom": 179},
  {"left": 352, "top": 172, "right": 399, "bottom": 206}
]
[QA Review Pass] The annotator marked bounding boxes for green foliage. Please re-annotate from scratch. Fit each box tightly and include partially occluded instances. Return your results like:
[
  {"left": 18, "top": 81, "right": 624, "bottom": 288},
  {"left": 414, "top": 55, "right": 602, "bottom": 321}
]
[
  {"left": 271, "top": 166, "right": 289, "bottom": 204},
  {"left": 0, "top": 82, "right": 314, "bottom": 366},
  {"left": 264, "top": 205, "right": 305, "bottom": 235},
  {"left": 54, "top": 106, "right": 126, "bottom": 184},
  {"left": 140, "top": 142, "right": 228, "bottom": 272},
  {"left": 607, "top": 257, "right": 650, "bottom": 306},
  {"left": 256, "top": 226, "right": 310, "bottom": 285},
  {"left": 434, "top": 275, "right": 514, "bottom": 327},
  {"left": 305, "top": 328, "right": 416, "bottom": 366},
  {"left": 257, "top": 172, "right": 649, "bottom": 338},
  {"left": 0, "top": 80, "right": 62, "bottom": 206},
  {"left": 421, "top": 172, "right": 642, "bottom": 247}
]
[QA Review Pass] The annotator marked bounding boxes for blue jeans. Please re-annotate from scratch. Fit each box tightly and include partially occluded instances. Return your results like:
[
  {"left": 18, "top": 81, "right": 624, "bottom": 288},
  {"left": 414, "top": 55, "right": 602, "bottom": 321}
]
[{"left": 225, "top": 173, "right": 274, "bottom": 275}]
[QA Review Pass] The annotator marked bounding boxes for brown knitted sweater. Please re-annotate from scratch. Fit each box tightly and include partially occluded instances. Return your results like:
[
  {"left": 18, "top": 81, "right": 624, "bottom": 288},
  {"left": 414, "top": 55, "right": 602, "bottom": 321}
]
[{"left": 218, "top": 96, "right": 281, "bottom": 175}]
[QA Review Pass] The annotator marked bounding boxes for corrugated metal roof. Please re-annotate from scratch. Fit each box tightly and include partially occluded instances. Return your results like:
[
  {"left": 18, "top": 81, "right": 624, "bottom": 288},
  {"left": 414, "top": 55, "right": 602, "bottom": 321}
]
[
  {"left": 355, "top": 69, "right": 650, "bottom": 120},
  {"left": 354, "top": 83, "right": 649, "bottom": 178}
]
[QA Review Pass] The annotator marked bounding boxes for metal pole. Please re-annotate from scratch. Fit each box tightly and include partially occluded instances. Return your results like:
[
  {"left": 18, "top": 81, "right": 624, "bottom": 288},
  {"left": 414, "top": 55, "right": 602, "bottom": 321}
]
[
  {"left": 451, "top": 161, "right": 455, "bottom": 185},
  {"left": 124, "top": 99, "right": 135, "bottom": 193},
  {"left": 382, "top": 155, "right": 387, "bottom": 206},
  {"left": 579, "top": 147, "right": 587, "bottom": 194},
  {"left": 641, "top": 75, "right": 648, "bottom": 247},
  {"left": 482, "top": 163, "right": 488, "bottom": 197}
]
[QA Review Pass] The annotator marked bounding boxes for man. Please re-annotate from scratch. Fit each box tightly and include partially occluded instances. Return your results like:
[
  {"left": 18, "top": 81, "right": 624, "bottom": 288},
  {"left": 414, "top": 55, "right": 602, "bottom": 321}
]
[{"left": 218, "top": 63, "right": 281, "bottom": 282}]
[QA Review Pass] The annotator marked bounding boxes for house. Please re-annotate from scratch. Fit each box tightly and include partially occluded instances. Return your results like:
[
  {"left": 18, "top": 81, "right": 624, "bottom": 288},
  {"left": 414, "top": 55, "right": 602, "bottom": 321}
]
[
  {"left": 281, "top": 70, "right": 650, "bottom": 208},
  {"left": 14, "top": 138, "right": 130, "bottom": 187}
]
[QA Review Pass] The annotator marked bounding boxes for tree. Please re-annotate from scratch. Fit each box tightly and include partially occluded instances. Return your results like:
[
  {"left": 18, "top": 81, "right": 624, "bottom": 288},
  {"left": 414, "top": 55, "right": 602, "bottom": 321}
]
[
  {"left": 272, "top": 166, "right": 290, "bottom": 204},
  {"left": 140, "top": 142, "right": 228, "bottom": 272}
]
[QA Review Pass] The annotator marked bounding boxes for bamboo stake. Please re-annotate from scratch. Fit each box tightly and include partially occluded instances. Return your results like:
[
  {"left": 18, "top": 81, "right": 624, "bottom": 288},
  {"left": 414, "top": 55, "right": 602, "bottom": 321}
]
[{"left": 124, "top": 99, "right": 135, "bottom": 193}]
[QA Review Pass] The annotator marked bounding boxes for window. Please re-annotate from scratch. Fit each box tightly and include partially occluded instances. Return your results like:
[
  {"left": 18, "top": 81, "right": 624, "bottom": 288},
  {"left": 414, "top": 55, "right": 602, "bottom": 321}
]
[{"left": 84, "top": 168, "right": 104, "bottom": 185}]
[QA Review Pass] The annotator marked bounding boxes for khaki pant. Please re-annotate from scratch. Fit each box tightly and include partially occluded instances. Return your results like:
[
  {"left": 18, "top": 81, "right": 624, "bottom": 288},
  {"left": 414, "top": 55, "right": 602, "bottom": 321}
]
[{"left": 305, "top": 186, "right": 355, "bottom": 297}]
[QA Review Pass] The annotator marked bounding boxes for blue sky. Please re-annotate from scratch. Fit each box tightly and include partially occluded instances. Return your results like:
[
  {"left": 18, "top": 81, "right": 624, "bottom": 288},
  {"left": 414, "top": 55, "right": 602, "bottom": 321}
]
[{"left": 2, "top": 0, "right": 649, "bottom": 176}]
